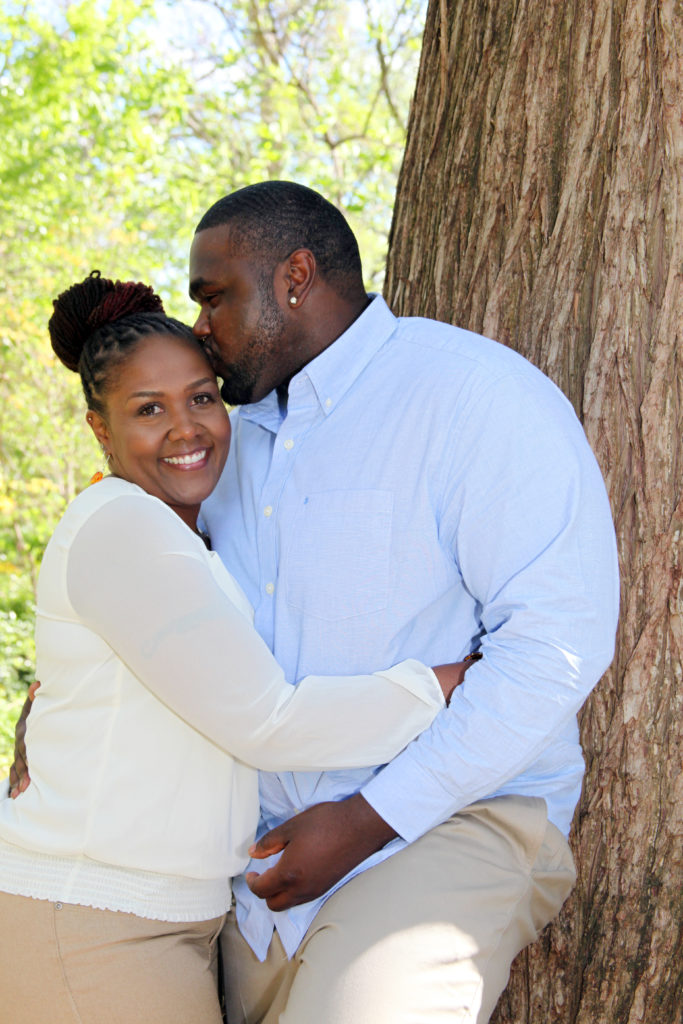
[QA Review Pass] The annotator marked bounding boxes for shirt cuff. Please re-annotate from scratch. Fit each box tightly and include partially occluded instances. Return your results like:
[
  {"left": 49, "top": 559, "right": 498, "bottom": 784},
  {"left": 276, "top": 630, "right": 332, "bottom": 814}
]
[
  {"left": 373, "top": 659, "right": 445, "bottom": 712},
  {"left": 361, "top": 754, "right": 464, "bottom": 844}
]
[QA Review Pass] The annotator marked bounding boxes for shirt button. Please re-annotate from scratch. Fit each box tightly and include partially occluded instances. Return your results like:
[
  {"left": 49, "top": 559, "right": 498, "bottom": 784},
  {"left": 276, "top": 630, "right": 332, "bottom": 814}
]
[
  {"left": 55, "top": 902, "right": 63, "bottom": 910},
  {"left": 284, "top": 439, "right": 294, "bottom": 450},
  {"left": 265, "top": 582, "right": 275, "bottom": 595},
  {"left": 325, "top": 398, "right": 332, "bottom": 408},
  {"left": 263, "top": 506, "right": 273, "bottom": 517}
]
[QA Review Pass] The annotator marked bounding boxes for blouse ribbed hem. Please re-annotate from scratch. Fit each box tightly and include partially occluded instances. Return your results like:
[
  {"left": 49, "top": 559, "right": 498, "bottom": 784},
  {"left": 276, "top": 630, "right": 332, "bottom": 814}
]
[{"left": 0, "top": 838, "right": 231, "bottom": 922}]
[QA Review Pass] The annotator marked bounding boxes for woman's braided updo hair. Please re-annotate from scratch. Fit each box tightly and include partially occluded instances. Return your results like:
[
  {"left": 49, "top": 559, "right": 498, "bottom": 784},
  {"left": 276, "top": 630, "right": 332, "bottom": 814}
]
[{"left": 49, "top": 271, "right": 197, "bottom": 416}]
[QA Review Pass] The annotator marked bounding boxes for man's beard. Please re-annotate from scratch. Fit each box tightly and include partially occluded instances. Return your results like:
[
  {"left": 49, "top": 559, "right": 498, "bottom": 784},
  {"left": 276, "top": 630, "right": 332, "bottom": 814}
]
[
  {"left": 217, "top": 274, "right": 287, "bottom": 406},
  {"left": 224, "top": 274, "right": 288, "bottom": 405},
  {"left": 218, "top": 359, "right": 261, "bottom": 405}
]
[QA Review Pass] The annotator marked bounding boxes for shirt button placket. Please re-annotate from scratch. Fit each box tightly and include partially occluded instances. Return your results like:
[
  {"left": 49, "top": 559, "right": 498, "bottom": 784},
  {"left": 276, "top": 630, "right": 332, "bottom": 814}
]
[
  {"left": 261, "top": 506, "right": 275, "bottom": 599},
  {"left": 258, "top": 421, "right": 299, "bottom": 624}
]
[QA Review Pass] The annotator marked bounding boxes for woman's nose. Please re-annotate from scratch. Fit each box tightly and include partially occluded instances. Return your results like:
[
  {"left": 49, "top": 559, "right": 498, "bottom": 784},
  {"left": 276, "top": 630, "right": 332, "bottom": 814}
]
[{"left": 168, "top": 411, "right": 201, "bottom": 441}]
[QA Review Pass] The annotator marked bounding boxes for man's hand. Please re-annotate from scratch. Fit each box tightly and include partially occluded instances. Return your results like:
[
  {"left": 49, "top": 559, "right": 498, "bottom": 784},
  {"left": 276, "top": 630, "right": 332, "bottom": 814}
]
[
  {"left": 432, "top": 660, "right": 468, "bottom": 703},
  {"left": 8, "top": 681, "right": 39, "bottom": 798},
  {"left": 245, "top": 656, "right": 482, "bottom": 911},
  {"left": 245, "top": 793, "right": 397, "bottom": 912}
]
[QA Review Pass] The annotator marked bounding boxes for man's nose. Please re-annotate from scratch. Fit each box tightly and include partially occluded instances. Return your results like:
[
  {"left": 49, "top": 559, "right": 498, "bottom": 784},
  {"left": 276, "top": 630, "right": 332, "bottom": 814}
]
[{"left": 192, "top": 308, "right": 209, "bottom": 336}]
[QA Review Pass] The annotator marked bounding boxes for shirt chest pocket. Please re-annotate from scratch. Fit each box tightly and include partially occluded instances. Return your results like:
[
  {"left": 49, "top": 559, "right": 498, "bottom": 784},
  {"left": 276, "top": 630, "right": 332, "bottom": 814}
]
[{"left": 284, "top": 490, "right": 393, "bottom": 622}]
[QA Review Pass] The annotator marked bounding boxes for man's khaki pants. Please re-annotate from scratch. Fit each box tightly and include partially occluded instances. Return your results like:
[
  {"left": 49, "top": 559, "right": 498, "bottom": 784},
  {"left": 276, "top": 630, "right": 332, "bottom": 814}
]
[{"left": 222, "top": 795, "right": 575, "bottom": 1024}]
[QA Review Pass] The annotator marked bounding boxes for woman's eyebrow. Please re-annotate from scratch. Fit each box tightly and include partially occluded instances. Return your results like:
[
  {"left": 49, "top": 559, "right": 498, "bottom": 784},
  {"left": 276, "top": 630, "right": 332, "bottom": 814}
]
[{"left": 126, "top": 378, "right": 215, "bottom": 403}]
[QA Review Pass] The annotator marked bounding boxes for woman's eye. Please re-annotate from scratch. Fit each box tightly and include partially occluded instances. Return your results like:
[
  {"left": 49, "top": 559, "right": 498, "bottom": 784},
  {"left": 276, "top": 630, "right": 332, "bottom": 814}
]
[
  {"left": 138, "top": 402, "right": 162, "bottom": 416},
  {"left": 192, "top": 392, "right": 215, "bottom": 406}
]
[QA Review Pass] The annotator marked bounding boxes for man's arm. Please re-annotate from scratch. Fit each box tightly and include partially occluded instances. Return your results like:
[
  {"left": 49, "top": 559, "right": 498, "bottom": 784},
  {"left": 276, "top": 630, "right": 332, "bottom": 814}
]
[
  {"left": 8, "top": 681, "right": 39, "bottom": 798},
  {"left": 246, "top": 661, "right": 474, "bottom": 910},
  {"left": 246, "top": 373, "right": 619, "bottom": 909}
]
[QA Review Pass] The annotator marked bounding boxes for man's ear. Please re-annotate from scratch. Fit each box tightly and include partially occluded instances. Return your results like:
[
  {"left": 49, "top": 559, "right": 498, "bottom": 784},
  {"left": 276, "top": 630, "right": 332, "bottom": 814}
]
[
  {"left": 86, "top": 411, "right": 111, "bottom": 454},
  {"left": 277, "top": 248, "right": 316, "bottom": 308}
]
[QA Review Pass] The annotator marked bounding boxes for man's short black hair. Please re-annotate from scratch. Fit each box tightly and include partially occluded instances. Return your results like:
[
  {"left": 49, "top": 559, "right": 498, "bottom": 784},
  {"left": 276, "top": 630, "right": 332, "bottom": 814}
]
[{"left": 196, "top": 181, "right": 365, "bottom": 299}]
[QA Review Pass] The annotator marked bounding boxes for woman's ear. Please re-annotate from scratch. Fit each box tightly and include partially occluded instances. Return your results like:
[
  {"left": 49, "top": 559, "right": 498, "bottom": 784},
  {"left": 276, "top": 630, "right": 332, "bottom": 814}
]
[{"left": 86, "top": 411, "right": 111, "bottom": 454}]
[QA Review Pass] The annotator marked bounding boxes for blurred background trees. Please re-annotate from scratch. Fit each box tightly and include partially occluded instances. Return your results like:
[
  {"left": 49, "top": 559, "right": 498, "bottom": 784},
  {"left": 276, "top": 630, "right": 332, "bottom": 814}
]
[
  {"left": 4, "top": 1, "right": 679, "bottom": 1015},
  {"left": 0, "top": 0, "right": 425, "bottom": 769}
]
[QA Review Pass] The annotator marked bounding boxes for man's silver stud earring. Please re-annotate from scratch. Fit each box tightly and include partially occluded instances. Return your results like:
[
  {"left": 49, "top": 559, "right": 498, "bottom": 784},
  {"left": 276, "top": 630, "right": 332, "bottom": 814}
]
[{"left": 289, "top": 295, "right": 298, "bottom": 306}]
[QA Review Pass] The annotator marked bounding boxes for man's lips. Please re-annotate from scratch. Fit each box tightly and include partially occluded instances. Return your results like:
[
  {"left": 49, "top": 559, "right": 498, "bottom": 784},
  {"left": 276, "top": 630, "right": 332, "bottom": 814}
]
[{"left": 199, "top": 337, "right": 222, "bottom": 371}]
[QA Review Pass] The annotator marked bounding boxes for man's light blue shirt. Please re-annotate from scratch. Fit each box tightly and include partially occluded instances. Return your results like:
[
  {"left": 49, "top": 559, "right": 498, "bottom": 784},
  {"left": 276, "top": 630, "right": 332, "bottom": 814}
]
[{"left": 201, "top": 296, "right": 619, "bottom": 960}]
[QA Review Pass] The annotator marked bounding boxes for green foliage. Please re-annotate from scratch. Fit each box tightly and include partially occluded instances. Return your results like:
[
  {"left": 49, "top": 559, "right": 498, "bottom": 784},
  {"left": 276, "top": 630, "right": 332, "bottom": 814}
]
[
  {"left": 0, "top": 576, "right": 35, "bottom": 776},
  {"left": 0, "top": 694, "right": 24, "bottom": 778},
  {"left": 0, "top": 576, "right": 35, "bottom": 695},
  {"left": 0, "top": 0, "right": 425, "bottom": 773}
]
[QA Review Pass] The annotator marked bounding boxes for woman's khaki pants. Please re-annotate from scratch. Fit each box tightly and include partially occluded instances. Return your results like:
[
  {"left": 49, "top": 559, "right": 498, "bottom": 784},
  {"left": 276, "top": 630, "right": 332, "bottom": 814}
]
[
  {"left": 222, "top": 795, "right": 576, "bottom": 1024},
  {"left": 0, "top": 892, "right": 225, "bottom": 1024}
]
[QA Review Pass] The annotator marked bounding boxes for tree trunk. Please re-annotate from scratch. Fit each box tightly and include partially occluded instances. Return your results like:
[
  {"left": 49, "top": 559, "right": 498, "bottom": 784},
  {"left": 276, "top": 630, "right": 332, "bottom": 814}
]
[{"left": 385, "top": 1, "right": 682, "bottom": 1021}]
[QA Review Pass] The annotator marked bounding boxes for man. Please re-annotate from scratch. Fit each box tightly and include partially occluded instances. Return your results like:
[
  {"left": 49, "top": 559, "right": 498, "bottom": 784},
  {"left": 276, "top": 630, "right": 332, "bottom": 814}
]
[{"left": 189, "top": 181, "right": 619, "bottom": 1023}]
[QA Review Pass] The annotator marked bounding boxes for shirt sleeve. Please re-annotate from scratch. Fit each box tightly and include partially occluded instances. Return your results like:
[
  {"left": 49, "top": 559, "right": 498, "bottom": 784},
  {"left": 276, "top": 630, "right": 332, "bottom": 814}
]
[
  {"left": 361, "top": 371, "right": 620, "bottom": 841},
  {"left": 65, "top": 493, "right": 444, "bottom": 772}
]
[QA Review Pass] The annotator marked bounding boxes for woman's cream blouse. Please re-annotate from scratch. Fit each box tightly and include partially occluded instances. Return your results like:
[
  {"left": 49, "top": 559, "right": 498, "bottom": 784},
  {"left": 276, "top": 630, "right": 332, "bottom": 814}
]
[{"left": 0, "top": 478, "right": 443, "bottom": 921}]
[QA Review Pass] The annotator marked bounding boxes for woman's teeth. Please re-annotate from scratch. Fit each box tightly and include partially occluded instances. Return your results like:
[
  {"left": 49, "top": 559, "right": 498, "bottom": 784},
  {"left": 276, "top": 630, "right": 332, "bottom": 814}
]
[{"left": 163, "top": 450, "right": 207, "bottom": 466}]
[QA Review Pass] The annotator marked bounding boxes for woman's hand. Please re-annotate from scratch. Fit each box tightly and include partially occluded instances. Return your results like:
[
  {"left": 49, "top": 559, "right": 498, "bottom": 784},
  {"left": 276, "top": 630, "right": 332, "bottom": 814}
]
[{"left": 432, "top": 654, "right": 481, "bottom": 704}]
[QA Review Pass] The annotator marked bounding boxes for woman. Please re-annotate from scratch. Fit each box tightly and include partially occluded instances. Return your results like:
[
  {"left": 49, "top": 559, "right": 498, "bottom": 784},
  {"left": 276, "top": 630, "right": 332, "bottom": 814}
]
[{"left": 0, "top": 272, "right": 463, "bottom": 1023}]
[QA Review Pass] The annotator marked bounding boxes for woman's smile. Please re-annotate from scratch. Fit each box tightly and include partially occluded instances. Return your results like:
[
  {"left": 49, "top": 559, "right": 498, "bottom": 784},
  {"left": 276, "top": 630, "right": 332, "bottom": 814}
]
[{"left": 161, "top": 447, "right": 212, "bottom": 468}]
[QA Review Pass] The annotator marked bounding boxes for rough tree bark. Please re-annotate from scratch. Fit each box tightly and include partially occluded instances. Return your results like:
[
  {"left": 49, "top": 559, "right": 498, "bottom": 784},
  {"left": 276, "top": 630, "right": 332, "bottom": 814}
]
[{"left": 385, "top": 1, "right": 682, "bottom": 1022}]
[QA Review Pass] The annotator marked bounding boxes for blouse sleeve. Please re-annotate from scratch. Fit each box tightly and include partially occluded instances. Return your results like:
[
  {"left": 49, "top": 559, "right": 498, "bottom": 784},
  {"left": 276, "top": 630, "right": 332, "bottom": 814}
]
[{"left": 65, "top": 493, "right": 444, "bottom": 771}]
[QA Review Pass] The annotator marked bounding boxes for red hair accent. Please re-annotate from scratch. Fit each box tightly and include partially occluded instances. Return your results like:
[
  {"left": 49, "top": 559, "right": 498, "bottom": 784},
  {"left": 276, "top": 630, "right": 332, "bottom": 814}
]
[{"left": 87, "top": 282, "right": 164, "bottom": 334}]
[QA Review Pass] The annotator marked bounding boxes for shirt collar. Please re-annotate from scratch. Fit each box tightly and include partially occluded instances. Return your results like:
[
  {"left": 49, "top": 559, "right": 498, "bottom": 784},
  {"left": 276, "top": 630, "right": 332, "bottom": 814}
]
[{"left": 238, "top": 295, "right": 397, "bottom": 431}]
